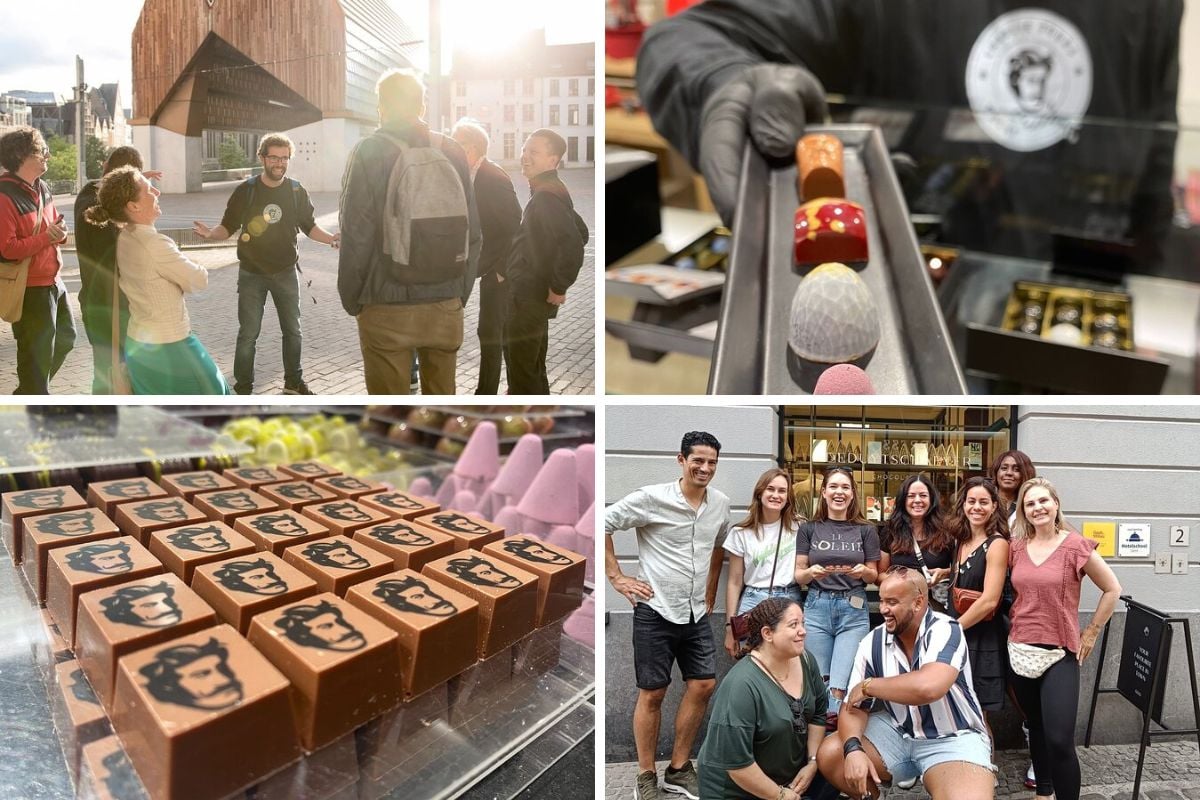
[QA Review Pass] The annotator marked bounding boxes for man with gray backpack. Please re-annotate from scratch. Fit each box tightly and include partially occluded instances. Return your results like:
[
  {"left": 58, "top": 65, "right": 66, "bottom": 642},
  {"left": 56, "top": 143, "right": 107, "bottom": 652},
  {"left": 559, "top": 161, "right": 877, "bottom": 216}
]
[{"left": 337, "top": 68, "right": 481, "bottom": 395}]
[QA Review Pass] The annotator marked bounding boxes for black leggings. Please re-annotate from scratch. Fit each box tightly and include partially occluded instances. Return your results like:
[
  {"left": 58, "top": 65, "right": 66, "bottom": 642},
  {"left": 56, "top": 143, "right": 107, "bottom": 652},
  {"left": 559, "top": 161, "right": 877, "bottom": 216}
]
[{"left": 1010, "top": 654, "right": 1080, "bottom": 800}]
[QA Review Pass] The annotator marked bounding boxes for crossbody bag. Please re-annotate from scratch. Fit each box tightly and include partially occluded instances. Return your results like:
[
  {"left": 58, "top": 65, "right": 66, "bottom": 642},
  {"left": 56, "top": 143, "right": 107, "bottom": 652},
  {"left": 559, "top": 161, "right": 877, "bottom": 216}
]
[{"left": 729, "top": 525, "right": 783, "bottom": 642}]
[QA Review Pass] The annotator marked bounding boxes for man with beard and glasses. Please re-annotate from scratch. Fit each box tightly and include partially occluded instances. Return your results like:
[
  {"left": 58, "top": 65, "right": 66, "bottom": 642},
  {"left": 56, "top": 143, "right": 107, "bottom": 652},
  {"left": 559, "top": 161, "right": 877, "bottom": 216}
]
[
  {"left": 167, "top": 525, "right": 232, "bottom": 553},
  {"left": 100, "top": 581, "right": 183, "bottom": 628},
  {"left": 445, "top": 555, "right": 521, "bottom": 588},
  {"left": 373, "top": 575, "right": 457, "bottom": 617},
  {"left": 213, "top": 558, "right": 289, "bottom": 595},
  {"left": 817, "top": 566, "right": 994, "bottom": 800},
  {"left": 141, "top": 638, "right": 244, "bottom": 710},
  {"left": 605, "top": 431, "right": 730, "bottom": 800},
  {"left": 192, "top": 133, "right": 339, "bottom": 395},
  {"left": 65, "top": 541, "right": 134, "bottom": 574},
  {"left": 302, "top": 540, "right": 372, "bottom": 570},
  {"left": 274, "top": 600, "right": 366, "bottom": 651},
  {"left": 501, "top": 537, "right": 572, "bottom": 566},
  {"left": 365, "top": 522, "right": 433, "bottom": 547}
]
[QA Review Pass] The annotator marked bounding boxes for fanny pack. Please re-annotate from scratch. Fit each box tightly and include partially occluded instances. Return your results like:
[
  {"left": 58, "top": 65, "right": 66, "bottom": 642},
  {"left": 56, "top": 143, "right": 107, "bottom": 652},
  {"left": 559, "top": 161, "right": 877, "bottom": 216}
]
[{"left": 1008, "top": 642, "right": 1066, "bottom": 679}]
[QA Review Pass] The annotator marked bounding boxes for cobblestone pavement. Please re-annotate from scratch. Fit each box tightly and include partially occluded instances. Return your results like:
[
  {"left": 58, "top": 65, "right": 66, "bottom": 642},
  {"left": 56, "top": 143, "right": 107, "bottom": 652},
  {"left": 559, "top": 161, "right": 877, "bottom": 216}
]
[
  {"left": 606, "top": 741, "right": 1200, "bottom": 799},
  {"left": 0, "top": 167, "right": 595, "bottom": 396}
]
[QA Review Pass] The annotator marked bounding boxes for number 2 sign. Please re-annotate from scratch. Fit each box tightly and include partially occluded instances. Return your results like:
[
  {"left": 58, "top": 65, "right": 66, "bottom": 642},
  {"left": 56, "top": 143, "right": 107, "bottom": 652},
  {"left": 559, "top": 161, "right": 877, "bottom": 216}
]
[{"left": 1170, "top": 526, "right": 1190, "bottom": 547}]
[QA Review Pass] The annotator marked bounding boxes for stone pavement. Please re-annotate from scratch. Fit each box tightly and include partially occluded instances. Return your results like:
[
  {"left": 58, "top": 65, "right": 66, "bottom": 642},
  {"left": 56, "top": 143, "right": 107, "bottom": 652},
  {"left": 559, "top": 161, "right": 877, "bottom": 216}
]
[
  {"left": 0, "top": 167, "right": 595, "bottom": 396},
  {"left": 606, "top": 740, "right": 1200, "bottom": 799}
]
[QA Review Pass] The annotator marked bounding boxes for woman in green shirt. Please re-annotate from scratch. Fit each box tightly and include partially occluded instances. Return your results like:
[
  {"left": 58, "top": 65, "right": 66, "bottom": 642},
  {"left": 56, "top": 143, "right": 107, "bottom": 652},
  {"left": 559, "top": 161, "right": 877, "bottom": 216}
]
[{"left": 698, "top": 597, "right": 830, "bottom": 800}]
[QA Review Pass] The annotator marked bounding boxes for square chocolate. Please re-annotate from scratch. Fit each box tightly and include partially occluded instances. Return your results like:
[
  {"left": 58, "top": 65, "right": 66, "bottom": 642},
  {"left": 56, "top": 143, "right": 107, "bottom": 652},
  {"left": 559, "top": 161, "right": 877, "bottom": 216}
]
[
  {"left": 234, "top": 509, "right": 330, "bottom": 555},
  {"left": 46, "top": 538, "right": 165, "bottom": 646},
  {"left": 76, "top": 573, "right": 219, "bottom": 712},
  {"left": 224, "top": 466, "right": 292, "bottom": 490},
  {"left": 422, "top": 552, "right": 538, "bottom": 658},
  {"left": 147, "top": 522, "right": 258, "bottom": 583},
  {"left": 53, "top": 661, "right": 110, "bottom": 781},
  {"left": 259, "top": 480, "right": 338, "bottom": 511},
  {"left": 302, "top": 499, "right": 390, "bottom": 536},
  {"left": 279, "top": 461, "right": 342, "bottom": 480},
  {"left": 359, "top": 490, "right": 440, "bottom": 520},
  {"left": 80, "top": 735, "right": 145, "bottom": 800},
  {"left": 352, "top": 519, "right": 457, "bottom": 571},
  {"left": 22, "top": 507, "right": 121, "bottom": 603},
  {"left": 87, "top": 478, "right": 168, "bottom": 516},
  {"left": 35, "top": 609, "right": 71, "bottom": 672},
  {"left": 413, "top": 509, "right": 504, "bottom": 552},
  {"left": 159, "top": 471, "right": 235, "bottom": 502},
  {"left": 247, "top": 592, "right": 403, "bottom": 750},
  {"left": 282, "top": 536, "right": 394, "bottom": 596},
  {"left": 345, "top": 570, "right": 479, "bottom": 699},
  {"left": 314, "top": 475, "right": 386, "bottom": 500},
  {"left": 193, "top": 488, "right": 279, "bottom": 525},
  {"left": 111, "top": 624, "right": 302, "bottom": 800},
  {"left": 3, "top": 485, "right": 88, "bottom": 564},
  {"left": 115, "top": 498, "right": 208, "bottom": 545},
  {"left": 483, "top": 535, "right": 586, "bottom": 626},
  {"left": 191, "top": 552, "right": 318, "bottom": 634}
]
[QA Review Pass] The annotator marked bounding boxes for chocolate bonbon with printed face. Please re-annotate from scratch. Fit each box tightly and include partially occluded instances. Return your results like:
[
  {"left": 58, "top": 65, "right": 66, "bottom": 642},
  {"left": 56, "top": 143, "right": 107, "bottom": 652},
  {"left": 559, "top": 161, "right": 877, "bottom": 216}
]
[
  {"left": 115, "top": 498, "right": 207, "bottom": 545},
  {"left": 193, "top": 488, "right": 280, "bottom": 525},
  {"left": 75, "top": 572, "right": 218, "bottom": 711},
  {"left": 360, "top": 490, "right": 440, "bottom": 520},
  {"left": 224, "top": 466, "right": 291, "bottom": 490},
  {"left": 302, "top": 499, "right": 390, "bottom": 536},
  {"left": 52, "top": 661, "right": 109, "bottom": 781},
  {"left": 282, "top": 535, "right": 394, "bottom": 596},
  {"left": 45, "top": 538, "right": 165, "bottom": 646},
  {"left": 423, "top": 552, "right": 538, "bottom": 658},
  {"left": 345, "top": 570, "right": 479, "bottom": 699},
  {"left": 87, "top": 478, "right": 168, "bottom": 516},
  {"left": 260, "top": 480, "right": 338, "bottom": 511},
  {"left": 413, "top": 509, "right": 504, "bottom": 552},
  {"left": 159, "top": 471, "right": 235, "bottom": 502},
  {"left": 111, "top": 625, "right": 301, "bottom": 800},
  {"left": 21, "top": 507, "right": 121, "bottom": 602},
  {"left": 147, "top": 522, "right": 258, "bottom": 583},
  {"left": 191, "top": 552, "right": 318, "bottom": 634},
  {"left": 234, "top": 509, "right": 330, "bottom": 555},
  {"left": 279, "top": 461, "right": 342, "bottom": 480},
  {"left": 483, "top": 535, "right": 586, "bottom": 626},
  {"left": 3, "top": 485, "right": 88, "bottom": 564},
  {"left": 351, "top": 519, "right": 456, "bottom": 571},
  {"left": 247, "top": 593, "right": 403, "bottom": 749},
  {"left": 314, "top": 474, "right": 386, "bottom": 500}
]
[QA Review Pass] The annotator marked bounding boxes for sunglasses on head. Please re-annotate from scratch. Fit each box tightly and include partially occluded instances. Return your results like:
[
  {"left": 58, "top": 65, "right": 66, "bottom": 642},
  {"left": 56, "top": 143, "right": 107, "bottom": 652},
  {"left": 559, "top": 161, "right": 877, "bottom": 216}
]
[{"left": 824, "top": 467, "right": 853, "bottom": 477}]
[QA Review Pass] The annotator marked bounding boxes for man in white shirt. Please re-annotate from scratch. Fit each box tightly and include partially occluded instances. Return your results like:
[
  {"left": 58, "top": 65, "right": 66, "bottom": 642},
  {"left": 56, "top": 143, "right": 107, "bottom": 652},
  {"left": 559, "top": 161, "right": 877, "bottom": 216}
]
[
  {"left": 817, "top": 566, "right": 994, "bottom": 800},
  {"left": 605, "top": 432, "right": 731, "bottom": 800}
]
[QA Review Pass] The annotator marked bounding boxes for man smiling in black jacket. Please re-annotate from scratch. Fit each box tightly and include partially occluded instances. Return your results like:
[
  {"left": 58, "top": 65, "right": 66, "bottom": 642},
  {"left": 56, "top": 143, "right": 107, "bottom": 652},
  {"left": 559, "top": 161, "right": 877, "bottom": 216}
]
[{"left": 504, "top": 128, "right": 589, "bottom": 394}]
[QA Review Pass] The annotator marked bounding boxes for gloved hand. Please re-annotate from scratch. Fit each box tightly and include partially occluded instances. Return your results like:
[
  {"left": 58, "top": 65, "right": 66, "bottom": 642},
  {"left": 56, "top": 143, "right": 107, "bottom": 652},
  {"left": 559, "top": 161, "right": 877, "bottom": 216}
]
[{"left": 698, "top": 63, "right": 829, "bottom": 226}]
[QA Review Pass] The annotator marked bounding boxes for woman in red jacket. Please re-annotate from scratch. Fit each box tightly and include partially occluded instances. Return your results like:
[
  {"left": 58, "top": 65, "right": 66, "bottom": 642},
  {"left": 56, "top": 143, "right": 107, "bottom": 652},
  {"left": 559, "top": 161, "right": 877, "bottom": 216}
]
[{"left": 0, "top": 127, "right": 75, "bottom": 393}]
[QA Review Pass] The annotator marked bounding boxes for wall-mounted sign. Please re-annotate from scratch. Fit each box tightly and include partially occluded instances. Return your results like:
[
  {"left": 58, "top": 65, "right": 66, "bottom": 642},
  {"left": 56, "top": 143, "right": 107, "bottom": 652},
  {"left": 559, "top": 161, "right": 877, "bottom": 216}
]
[
  {"left": 1118, "top": 523, "right": 1152, "bottom": 558},
  {"left": 1082, "top": 521, "right": 1116, "bottom": 558},
  {"left": 1169, "top": 526, "right": 1190, "bottom": 548}
]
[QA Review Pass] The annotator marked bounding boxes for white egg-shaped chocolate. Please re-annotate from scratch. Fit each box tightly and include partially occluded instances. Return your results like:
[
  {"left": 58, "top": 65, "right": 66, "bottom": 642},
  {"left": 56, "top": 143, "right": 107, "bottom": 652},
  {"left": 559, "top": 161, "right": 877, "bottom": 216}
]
[{"left": 788, "top": 262, "right": 880, "bottom": 363}]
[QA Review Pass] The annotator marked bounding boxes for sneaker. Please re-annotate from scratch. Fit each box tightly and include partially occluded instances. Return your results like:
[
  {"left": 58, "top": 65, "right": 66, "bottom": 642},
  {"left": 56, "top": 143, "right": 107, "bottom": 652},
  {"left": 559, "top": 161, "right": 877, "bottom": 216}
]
[
  {"left": 283, "top": 381, "right": 315, "bottom": 395},
  {"left": 662, "top": 761, "right": 699, "bottom": 800},
  {"left": 634, "top": 769, "right": 661, "bottom": 800},
  {"left": 1024, "top": 762, "right": 1037, "bottom": 789},
  {"left": 895, "top": 776, "right": 918, "bottom": 789},
  {"left": 233, "top": 383, "right": 253, "bottom": 395}
]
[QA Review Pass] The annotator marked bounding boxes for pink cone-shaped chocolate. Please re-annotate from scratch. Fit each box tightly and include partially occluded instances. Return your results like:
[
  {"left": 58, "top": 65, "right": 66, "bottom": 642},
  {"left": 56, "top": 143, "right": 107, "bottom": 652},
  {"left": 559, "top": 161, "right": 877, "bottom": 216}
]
[
  {"left": 575, "top": 502, "right": 595, "bottom": 583},
  {"left": 474, "top": 490, "right": 503, "bottom": 521},
  {"left": 434, "top": 474, "right": 460, "bottom": 508},
  {"left": 488, "top": 434, "right": 544, "bottom": 502},
  {"left": 516, "top": 449, "right": 579, "bottom": 525},
  {"left": 575, "top": 444, "right": 595, "bottom": 510},
  {"left": 493, "top": 505, "right": 525, "bottom": 535},
  {"left": 408, "top": 476, "right": 434, "bottom": 499},
  {"left": 564, "top": 593, "right": 594, "bottom": 648},
  {"left": 546, "top": 524, "right": 578, "bottom": 553},
  {"left": 453, "top": 422, "right": 500, "bottom": 484},
  {"left": 451, "top": 489, "right": 478, "bottom": 515}
]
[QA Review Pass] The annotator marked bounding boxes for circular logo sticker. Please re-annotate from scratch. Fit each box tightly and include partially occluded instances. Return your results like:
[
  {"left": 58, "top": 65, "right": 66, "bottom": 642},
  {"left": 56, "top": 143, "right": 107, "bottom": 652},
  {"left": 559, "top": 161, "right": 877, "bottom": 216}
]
[
  {"left": 965, "top": 8, "right": 1092, "bottom": 152},
  {"left": 262, "top": 203, "right": 283, "bottom": 225}
]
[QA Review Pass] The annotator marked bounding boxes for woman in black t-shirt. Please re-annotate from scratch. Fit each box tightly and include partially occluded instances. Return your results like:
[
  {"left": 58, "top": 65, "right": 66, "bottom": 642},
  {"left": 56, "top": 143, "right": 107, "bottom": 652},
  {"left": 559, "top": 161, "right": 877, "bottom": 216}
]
[{"left": 878, "top": 474, "right": 955, "bottom": 612}]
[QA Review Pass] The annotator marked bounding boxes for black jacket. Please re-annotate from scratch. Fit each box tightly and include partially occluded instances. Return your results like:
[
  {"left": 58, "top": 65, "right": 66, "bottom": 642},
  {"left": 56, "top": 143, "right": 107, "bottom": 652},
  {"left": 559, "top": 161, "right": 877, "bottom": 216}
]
[
  {"left": 74, "top": 179, "right": 128, "bottom": 321},
  {"left": 337, "top": 119, "right": 482, "bottom": 314},
  {"left": 638, "top": 0, "right": 1181, "bottom": 264},
  {"left": 474, "top": 158, "right": 521, "bottom": 279},
  {"left": 505, "top": 170, "right": 589, "bottom": 318}
]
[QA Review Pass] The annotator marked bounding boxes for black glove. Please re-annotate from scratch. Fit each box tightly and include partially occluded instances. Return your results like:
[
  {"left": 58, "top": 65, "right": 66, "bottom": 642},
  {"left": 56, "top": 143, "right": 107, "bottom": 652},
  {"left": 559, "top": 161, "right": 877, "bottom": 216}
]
[{"left": 698, "top": 63, "right": 829, "bottom": 226}]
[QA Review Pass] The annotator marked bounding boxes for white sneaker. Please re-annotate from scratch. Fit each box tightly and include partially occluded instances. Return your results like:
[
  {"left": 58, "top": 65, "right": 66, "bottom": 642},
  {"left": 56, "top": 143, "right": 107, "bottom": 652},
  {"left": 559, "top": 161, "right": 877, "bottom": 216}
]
[{"left": 895, "top": 776, "right": 917, "bottom": 790}]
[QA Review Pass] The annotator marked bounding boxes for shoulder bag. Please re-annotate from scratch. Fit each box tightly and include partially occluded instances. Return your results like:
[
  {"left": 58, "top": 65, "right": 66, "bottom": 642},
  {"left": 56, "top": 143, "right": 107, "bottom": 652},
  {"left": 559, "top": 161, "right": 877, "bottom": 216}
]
[
  {"left": 729, "top": 524, "right": 783, "bottom": 642},
  {"left": 110, "top": 255, "right": 133, "bottom": 395},
  {"left": 950, "top": 540, "right": 997, "bottom": 622},
  {"left": 0, "top": 187, "right": 44, "bottom": 323},
  {"left": 912, "top": 534, "right": 949, "bottom": 610}
]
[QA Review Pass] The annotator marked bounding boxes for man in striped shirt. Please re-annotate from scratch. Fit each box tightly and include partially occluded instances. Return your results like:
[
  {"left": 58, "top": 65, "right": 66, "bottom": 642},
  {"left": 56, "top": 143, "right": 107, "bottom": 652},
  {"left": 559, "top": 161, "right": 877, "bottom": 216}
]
[{"left": 817, "top": 566, "right": 994, "bottom": 800}]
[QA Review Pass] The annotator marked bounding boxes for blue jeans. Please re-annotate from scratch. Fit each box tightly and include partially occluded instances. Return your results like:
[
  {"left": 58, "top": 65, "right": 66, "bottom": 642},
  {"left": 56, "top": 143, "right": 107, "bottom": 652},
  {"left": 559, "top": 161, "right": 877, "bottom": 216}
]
[
  {"left": 803, "top": 587, "right": 870, "bottom": 710},
  {"left": 235, "top": 267, "right": 302, "bottom": 391},
  {"left": 737, "top": 584, "right": 804, "bottom": 615}
]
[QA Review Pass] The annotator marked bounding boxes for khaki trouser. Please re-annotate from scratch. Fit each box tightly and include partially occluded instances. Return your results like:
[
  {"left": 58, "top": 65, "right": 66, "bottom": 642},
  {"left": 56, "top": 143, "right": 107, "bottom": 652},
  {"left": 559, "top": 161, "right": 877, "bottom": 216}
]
[{"left": 357, "top": 298, "right": 463, "bottom": 395}]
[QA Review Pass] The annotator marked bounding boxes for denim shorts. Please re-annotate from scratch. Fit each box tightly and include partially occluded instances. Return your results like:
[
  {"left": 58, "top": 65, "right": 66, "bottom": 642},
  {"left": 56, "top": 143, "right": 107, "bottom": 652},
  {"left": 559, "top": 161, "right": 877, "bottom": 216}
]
[
  {"left": 803, "top": 588, "right": 870, "bottom": 707},
  {"left": 737, "top": 584, "right": 804, "bottom": 615},
  {"left": 632, "top": 603, "right": 716, "bottom": 690},
  {"left": 865, "top": 713, "right": 995, "bottom": 783}
]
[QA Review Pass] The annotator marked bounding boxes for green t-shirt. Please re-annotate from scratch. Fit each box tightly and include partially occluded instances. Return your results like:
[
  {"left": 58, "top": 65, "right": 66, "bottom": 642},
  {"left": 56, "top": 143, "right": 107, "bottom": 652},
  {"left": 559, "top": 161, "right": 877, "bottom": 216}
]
[{"left": 697, "top": 650, "right": 829, "bottom": 799}]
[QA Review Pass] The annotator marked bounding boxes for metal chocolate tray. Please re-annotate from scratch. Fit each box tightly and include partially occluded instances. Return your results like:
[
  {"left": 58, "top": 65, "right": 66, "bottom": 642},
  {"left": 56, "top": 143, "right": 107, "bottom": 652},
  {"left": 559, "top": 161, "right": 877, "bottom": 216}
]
[{"left": 709, "top": 125, "right": 966, "bottom": 394}]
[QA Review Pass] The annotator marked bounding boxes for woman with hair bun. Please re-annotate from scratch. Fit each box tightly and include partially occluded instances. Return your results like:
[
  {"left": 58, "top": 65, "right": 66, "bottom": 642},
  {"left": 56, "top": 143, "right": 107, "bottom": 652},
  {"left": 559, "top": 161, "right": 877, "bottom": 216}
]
[
  {"left": 85, "top": 166, "right": 228, "bottom": 394},
  {"left": 698, "top": 597, "right": 829, "bottom": 800}
]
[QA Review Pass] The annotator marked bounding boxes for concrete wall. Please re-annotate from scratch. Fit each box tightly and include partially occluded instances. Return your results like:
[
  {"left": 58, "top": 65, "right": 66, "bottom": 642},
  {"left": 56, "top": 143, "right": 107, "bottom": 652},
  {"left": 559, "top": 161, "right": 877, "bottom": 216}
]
[
  {"left": 132, "top": 125, "right": 202, "bottom": 194},
  {"left": 606, "top": 404, "right": 1200, "bottom": 763}
]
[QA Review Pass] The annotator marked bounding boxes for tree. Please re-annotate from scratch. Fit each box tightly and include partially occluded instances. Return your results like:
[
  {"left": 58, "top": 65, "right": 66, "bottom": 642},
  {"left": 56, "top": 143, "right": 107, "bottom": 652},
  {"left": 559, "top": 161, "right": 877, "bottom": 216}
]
[
  {"left": 85, "top": 136, "right": 110, "bottom": 179},
  {"left": 45, "top": 134, "right": 77, "bottom": 183},
  {"left": 218, "top": 134, "right": 248, "bottom": 169}
]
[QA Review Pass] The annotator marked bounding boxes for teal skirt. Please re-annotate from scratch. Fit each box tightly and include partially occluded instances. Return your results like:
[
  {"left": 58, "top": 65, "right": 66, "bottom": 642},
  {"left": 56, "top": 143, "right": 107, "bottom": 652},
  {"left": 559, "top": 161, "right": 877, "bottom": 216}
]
[{"left": 126, "top": 334, "right": 230, "bottom": 395}]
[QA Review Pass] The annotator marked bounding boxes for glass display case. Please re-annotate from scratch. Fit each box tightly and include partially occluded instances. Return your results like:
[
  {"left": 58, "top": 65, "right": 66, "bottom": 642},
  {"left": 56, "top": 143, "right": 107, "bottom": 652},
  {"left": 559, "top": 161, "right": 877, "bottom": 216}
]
[{"left": 781, "top": 405, "right": 1014, "bottom": 521}]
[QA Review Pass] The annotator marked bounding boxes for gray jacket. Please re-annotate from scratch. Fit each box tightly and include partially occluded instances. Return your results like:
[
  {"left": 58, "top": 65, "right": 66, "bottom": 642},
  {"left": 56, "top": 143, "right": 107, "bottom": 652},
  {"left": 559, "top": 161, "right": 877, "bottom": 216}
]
[{"left": 337, "top": 120, "right": 482, "bottom": 314}]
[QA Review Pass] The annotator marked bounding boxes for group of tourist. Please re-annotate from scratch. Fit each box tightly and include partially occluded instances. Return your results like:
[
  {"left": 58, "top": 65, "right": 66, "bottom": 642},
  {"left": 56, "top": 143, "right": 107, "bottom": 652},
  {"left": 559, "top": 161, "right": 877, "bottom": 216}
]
[
  {"left": 606, "top": 435, "right": 1122, "bottom": 800},
  {"left": 0, "top": 69, "right": 587, "bottom": 396}
]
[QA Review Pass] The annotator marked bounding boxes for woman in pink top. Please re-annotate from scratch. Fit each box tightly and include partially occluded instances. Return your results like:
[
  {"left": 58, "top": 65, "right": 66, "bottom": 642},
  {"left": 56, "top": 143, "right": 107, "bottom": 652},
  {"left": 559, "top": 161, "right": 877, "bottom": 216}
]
[{"left": 1008, "top": 478, "right": 1120, "bottom": 800}]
